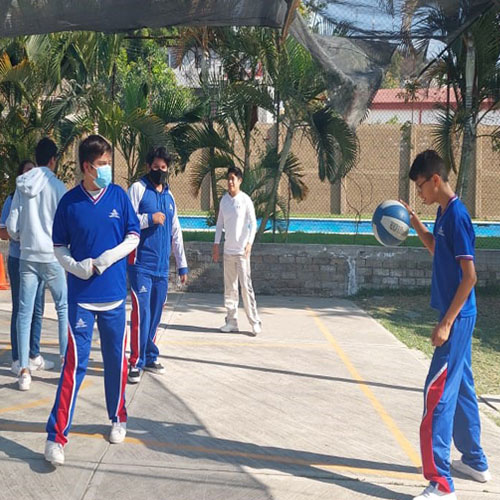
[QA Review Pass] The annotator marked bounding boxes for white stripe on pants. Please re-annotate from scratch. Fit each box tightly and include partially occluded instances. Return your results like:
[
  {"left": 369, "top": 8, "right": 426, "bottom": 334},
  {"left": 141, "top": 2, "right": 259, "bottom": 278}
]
[{"left": 223, "top": 254, "right": 260, "bottom": 326}]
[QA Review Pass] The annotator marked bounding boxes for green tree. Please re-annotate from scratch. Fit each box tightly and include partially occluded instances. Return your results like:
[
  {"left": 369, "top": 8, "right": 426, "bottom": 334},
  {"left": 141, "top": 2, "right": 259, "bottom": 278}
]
[{"left": 401, "top": 1, "right": 500, "bottom": 203}]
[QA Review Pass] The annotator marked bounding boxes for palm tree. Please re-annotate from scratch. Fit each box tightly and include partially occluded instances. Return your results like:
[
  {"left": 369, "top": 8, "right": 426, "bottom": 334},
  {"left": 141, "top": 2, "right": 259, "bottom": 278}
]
[
  {"left": 401, "top": 0, "right": 500, "bottom": 204},
  {"left": 173, "top": 27, "right": 358, "bottom": 238},
  {"left": 256, "top": 34, "right": 358, "bottom": 238}
]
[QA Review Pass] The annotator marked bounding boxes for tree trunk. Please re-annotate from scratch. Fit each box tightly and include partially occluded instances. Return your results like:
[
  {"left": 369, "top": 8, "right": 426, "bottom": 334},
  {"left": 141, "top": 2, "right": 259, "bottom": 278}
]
[
  {"left": 456, "top": 33, "right": 476, "bottom": 202},
  {"left": 256, "top": 127, "right": 294, "bottom": 239}
]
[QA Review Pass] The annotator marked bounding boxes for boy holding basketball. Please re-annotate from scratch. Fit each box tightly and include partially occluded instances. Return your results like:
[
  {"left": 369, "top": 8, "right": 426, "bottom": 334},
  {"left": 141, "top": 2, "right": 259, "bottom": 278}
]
[{"left": 401, "top": 150, "right": 490, "bottom": 500}]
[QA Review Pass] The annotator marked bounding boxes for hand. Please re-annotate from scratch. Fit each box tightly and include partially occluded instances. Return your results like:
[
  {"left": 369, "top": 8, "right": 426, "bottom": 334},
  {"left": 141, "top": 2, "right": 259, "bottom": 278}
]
[
  {"left": 152, "top": 212, "right": 166, "bottom": 225},
  {"left": 399, "top": 199, "right": 414, "bottom": 218},
  {"left": 212, "top": 244, "right": 220, "bottom": 263},
  {"left": 431, "top": 320, "right": 452, "bottom": 347},
  {"left": 179, "top": 273, "right": 188, "bottom": 285},
  {"left": 73, "top": 258, "right": 94, "bottom": 280},
  {"left": 244, "top": 243, "right": 252, "bottom": 259}
]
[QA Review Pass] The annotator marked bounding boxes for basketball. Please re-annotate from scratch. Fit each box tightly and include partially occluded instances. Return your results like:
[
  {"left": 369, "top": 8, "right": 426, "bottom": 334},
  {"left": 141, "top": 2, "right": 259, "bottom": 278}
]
[{"left": 372, "top": 200, "right": 410, "bottom": 247}]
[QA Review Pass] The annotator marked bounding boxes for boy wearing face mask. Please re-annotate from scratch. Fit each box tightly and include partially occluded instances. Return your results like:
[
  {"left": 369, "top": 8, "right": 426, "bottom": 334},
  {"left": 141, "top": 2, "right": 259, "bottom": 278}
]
[
  {"left": 44, "top": 135, "right": 140, "bottom": 466},
  {"left": 126, "top": 146, "right": 188, "bottom": 384}
]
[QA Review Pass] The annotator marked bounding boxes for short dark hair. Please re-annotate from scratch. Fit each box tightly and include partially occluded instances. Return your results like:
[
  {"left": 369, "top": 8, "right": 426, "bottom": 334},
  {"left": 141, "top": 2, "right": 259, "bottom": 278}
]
[
  {"left": 17, "top": 159, "right": 35, "bottom": 177},
  {"left": 227, "top": 166, "right": 243, "bottom": 180},
  {"left": 79, "top": 135, "right": 111, "bottom": 172},
  {"left": 35, "top": 138, "right": 58, "bottom": 166},
  {"left": 409, "top": 150, "right": 449, "bottom": 182},
  {"left": 146, "top": 146, "right": 172, "bottom": 167}
]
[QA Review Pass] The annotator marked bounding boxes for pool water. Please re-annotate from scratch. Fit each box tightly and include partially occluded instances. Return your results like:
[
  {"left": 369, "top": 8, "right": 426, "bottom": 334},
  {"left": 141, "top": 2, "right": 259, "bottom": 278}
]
[{"left": 178, "top": 216, "right": 500, "bottom": 238}]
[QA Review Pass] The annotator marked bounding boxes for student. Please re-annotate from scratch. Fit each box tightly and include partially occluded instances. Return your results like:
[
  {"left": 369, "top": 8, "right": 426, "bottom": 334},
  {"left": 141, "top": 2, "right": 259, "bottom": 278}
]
[
  {"left": 44, "top": 135, "right": 140, "bottom": 466},
  {"left": 0, "top": 160, "right": 50, "bottom": 376},
  {"left": 7, "top": 139, "right": 68, "bottom": 391},
  {"left": 127, "top": 146, "right": 188, "bottom": 384},
  {"left": 212, "top": 166, "right": 261, "bottom": 336},
  {"left": 401, "top": 150, "right": 490, "bottom": 500}
]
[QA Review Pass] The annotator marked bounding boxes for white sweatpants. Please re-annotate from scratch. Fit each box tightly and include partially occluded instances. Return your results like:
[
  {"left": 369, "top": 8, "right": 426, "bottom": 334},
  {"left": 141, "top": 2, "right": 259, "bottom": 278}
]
[{"left": 223, "top": 254, "right": 260, "bottom": 327}]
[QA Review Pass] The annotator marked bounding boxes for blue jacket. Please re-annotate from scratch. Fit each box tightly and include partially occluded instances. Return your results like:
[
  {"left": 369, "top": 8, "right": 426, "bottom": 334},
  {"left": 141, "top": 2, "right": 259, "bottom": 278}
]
[{"left": 127, "top": 175, "right": 188, "bottom": 277}]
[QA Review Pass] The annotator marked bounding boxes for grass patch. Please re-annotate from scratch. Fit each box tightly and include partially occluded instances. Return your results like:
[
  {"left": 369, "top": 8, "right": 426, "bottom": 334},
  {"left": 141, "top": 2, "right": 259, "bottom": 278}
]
[
  {"left": 182, "top": 231, "right": 500, "bottom": 249},
  {"left": 352, "top": 288, "right": 500, "bottom": 397},
  {"left": 182, "top": 231, "right": 424, "bottom": 246}
]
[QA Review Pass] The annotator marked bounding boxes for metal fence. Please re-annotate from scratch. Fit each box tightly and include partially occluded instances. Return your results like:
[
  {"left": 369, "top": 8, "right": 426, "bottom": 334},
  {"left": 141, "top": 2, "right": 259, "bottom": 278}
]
[{"left": 113, "top": 121, "right": 500, "bottom": 247}]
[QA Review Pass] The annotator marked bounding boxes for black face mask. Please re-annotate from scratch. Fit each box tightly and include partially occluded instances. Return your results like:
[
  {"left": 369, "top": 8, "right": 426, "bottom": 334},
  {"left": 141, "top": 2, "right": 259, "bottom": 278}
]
[{"left": 149, "top": 169, "right": 167, "bottom": 186}]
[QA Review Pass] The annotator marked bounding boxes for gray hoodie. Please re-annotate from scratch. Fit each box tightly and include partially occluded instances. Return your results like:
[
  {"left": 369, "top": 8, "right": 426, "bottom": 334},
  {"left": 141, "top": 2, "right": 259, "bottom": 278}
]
[{"left": 6, "top": 166, "right": 67, "bottom": 263}]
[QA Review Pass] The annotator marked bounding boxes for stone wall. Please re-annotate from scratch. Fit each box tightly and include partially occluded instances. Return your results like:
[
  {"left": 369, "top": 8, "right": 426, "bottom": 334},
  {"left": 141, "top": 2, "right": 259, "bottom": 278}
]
[
  {"left": 179, "top": 242, "right": 500, "bottom": 297},
  {"left": 2, "top": 241, "right": 499, "bottom": 298}
]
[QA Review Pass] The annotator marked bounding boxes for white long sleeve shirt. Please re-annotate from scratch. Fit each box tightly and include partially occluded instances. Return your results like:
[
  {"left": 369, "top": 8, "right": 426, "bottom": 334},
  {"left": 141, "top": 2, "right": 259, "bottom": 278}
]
[{"left": 214, "top": 191, "right": 257, "bottom": 255}]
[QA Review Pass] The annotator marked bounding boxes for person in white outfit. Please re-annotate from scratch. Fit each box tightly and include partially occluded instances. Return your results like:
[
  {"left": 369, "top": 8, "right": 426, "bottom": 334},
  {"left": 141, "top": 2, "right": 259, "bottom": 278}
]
[{"left": 212, "top": 166, "right": 261, "bottom": 336}]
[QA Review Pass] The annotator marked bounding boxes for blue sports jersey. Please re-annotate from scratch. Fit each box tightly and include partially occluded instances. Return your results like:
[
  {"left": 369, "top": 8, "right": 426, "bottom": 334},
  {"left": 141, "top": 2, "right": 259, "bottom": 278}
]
[
  {"left": 53, "top": 183, "right": 140, "bottom": 303},
  {"left": 127, "top": 176, "right": 188, "bottom": 277},
  {"left": 431, "top": 196, "right": 476, "bottom": 317}
]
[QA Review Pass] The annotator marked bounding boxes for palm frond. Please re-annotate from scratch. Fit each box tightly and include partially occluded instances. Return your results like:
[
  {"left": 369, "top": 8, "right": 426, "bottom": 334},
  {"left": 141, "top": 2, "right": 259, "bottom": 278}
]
[{"left": 308, "top": 107, "right": 358, "bottom": 183}]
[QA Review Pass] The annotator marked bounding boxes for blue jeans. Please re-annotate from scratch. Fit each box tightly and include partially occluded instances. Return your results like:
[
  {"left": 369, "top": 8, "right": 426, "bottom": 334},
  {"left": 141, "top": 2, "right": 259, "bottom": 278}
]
[
  {"left": 17, "top": 259, "right": 68, "bottom": 369},
  {"left": 7, "top": 255, "right": 45, "bottom": 361}
]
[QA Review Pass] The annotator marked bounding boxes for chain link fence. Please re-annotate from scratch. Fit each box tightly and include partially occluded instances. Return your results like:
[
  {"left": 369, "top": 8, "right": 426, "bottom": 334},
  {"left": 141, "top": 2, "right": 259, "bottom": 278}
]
[{"left": 113, "top": 120, "right": 500, "bottom": 248}]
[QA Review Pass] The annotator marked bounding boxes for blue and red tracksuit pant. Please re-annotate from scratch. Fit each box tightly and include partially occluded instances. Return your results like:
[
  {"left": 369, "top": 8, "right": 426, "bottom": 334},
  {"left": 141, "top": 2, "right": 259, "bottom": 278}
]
[
  {"left": 420, "top": 314, "right": 488, "bottom": 493},
  {"left": 128, "top": 269, "right": 168, "bottom": 370},
  {"left": 46, "top": 302, "right": 128, "bottom": 445}
]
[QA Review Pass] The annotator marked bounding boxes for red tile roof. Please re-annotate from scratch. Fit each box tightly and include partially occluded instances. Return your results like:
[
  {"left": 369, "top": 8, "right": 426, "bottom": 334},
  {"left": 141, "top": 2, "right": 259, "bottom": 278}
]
[{"left": 372, "top": 87, "right": 457, "bottom": 106}]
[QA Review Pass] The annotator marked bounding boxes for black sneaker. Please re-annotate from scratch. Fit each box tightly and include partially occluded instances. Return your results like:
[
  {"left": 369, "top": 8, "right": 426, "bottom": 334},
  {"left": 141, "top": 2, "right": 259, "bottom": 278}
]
[
  {"left": 128, "top": 366, "right": 141, "bottom": 384},
  {"left": 144, "top": 361, "right": 165, "bottom": 374}
]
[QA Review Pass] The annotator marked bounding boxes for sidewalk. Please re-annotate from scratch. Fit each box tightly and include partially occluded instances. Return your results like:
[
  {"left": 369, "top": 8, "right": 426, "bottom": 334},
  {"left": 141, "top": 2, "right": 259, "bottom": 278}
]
[{"left": 0, "top": 290, "right": 498, "bottom": 500}]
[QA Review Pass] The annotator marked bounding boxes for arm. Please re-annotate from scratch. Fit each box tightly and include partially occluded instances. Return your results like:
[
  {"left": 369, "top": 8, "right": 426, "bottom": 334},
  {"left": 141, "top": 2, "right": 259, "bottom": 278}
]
[
  {"left": 431, "top": 259, "right": 477, "bottom": 346},
  {"left": 128, "top": 182, "right": 163, "bottom": 229},
  {"left": 92, "top": 233, "right": 140, "bottom": 275},
  {"left": 0, "top": 196, "right": 12, "bottom": 240},
  {"left": 399, "top": 200, "right": 434, "bottom": 255},
  {"left": 6, "top": 191, "right": 20, "bottom": 241},
  {"left": 54, "top": 245, "right": 94, "bottom": 280},
  {"left": 213, "top": 202, "right": 224, "bottom": 263},
  {"left": 171, "top": 201, "right": 188, "bottom": 283},
  {"left": 244, "top": 196, "right": 257, "bottom": 258}
]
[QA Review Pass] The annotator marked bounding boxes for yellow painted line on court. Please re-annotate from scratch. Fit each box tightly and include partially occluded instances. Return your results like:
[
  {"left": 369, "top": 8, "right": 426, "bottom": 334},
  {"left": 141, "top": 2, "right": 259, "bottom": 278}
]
[
  {"left": 307, "top": 307, "right": 421, "bottom": 468},
  {"left": 0, "top": 419, "right": 421, "bottom": 480},
  {"left": 0, "top": 398, "right": 53, "bottom": 415},
  {"left": 0, "top": 422, "right": 419, "bottom": 480},
  {"left": 0, "top": 380, "right": 92, "bottom": 414}
]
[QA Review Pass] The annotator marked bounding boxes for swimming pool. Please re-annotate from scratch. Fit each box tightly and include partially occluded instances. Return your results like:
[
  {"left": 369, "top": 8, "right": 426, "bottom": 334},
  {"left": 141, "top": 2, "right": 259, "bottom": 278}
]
[{"left": 178, "top": 216, "right": 500, "bottom": 238}]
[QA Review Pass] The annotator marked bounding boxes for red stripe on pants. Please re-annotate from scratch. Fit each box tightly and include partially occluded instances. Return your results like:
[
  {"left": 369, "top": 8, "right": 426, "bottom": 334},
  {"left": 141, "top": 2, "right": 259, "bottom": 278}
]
[
  {"left": 129, "top": 289, "right": 140, "bottom": 367},
  {"left": 420, "top": 367, "right": 451, "bottom": 493},
  {"left": 117, "top": 330, "right": 128, "bottom": 421},
  {"left": 54, "top": 328, "right": 77, "bottom": 445}
]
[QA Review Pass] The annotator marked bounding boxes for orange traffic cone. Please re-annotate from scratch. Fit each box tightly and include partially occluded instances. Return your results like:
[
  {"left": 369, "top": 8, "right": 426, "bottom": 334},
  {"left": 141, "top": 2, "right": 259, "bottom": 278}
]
[{"left": 0, "top": 253, "right": 9, "bottom": 290}]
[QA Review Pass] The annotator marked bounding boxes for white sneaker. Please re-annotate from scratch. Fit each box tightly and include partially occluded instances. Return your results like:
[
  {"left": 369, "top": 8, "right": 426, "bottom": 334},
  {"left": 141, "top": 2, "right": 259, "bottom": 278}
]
[
  {"left": 220, "top": 322, "right": 239, "bottom": 333},
  {"left": 413, "top": 484, "right": 457, "bottom": 500},
  {"left": 11, "top": 360, "right": 20, "bottom": 376},
  {"left": 44, "top": 440, "right": 64, "bottom": 466},
  {"left": 252, "top": 322, "right": 262, "bottom": 336},
  {"left": 18, "top": 370, "right": 31, "bottom": 391},
  {"left": 109, "top": 422, "right": 127, "bottom": 444},
  {"left": 452, "top": 459, "right": 491, "bottom": 483},
  {"left": 29, "top": 355, "right": 55, "bottom": 371}
]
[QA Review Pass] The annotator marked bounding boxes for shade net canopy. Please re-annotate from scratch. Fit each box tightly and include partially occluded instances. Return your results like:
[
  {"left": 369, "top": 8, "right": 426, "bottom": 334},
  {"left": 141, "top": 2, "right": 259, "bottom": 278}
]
[
  {"left": 292, "top": 0, "right": 497, "bottom": 126},
  {"left": 0, "top": 0, "right": 289, "bottom": 37},
  {"left": 0, "top": 1, "right": 496, "bottom": 128}
]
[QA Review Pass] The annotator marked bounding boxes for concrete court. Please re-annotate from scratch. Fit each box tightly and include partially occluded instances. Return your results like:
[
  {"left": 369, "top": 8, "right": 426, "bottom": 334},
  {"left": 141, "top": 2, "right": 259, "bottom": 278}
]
[{"left": 0, "top": 289, "right": 498, "bottom": 500}]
